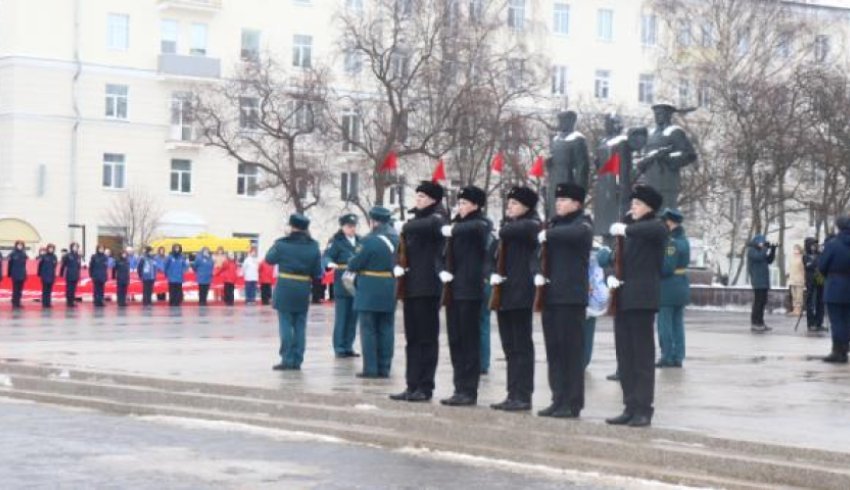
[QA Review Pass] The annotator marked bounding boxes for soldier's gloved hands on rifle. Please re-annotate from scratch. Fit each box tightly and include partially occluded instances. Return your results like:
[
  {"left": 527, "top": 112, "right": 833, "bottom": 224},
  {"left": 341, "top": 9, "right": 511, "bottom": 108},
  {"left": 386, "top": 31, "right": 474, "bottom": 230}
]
[
  {"left": 327, "top": 262, "right": 339, "bottom": 269},
  {"left": 439, "top": 271, "right": 454, "bottom": 283},
  {"left": 440, "top": 225, "right": 453, "bottom": 237},
  {"left": 537, "top": 230, "right": 547, "bottom": 243},
  {"left": 609, "top": 223, "right": 627, "bottom": 237},
  {"left": 534, "top": 274, "right": 548, "bottom": 286},
  {"left": 606, "top": 276, "right": 623, "bottom": 289},
  {"left": 490, "top": 273, "right": 505, "bottom": 285},
  {"left": 393, "top": 265, "right": 406, "bottom": 278}
]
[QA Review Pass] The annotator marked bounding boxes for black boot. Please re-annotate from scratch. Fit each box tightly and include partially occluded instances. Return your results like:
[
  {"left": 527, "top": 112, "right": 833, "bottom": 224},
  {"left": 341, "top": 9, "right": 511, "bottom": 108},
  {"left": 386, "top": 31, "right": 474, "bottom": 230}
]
[{"left": 823, "top": 342, "right": 849, "bottom": 363}]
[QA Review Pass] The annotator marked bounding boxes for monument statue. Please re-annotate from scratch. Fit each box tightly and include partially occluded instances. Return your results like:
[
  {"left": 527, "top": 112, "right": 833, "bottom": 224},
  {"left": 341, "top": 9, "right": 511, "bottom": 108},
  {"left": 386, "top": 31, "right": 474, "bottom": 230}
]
[
  {"left": 637, "top": 102, "right": 697, "bottom": 208},
  {"left": 593, "top": 113, "right": 625, "bottom": 235},
  {"left": 546, "top": 110, "right": 590, "bottom": 218}
]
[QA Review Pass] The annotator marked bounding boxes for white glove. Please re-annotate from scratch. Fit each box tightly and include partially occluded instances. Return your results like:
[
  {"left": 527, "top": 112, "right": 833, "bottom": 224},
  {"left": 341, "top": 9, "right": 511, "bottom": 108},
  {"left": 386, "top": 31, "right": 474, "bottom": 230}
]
[
  {"left": 393, "top": 221, "right": 405, "bottom": 233},
  {"left": 606, "top": 276, "right": 623, "bottom": 289},
  {"left": 609, "top": 223, "right": 627, "bottom": 237},
  {"left": 490, "top": 273, "right": 505, "bottom": 285},
  {"left": 327, "top": 262, "right": 338, "bottom": 269},
  {"left": 342, "top": 271, "right": 356, "bottom": 282},
  {"left": 441, "top": 225, "right": 453, "bottom": 237},
  {"left": 537, "top": 230, "right": 547, "bottom": 243},
  {"left": 439, "top": 271, "right": 454, "bottom": 283},
  {"left": 534, "top": 274, "right": 548, "bottom": 287},
  {"left": 393, "top": 265, "right": 406, "bottom": 278}
]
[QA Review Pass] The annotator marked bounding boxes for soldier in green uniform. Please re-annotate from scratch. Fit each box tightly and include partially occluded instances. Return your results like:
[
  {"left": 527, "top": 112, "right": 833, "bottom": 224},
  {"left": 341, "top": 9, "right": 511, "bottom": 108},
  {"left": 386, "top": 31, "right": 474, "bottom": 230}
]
[
  {"left": 657, "top": 208, "right": 690, "bottom": 368},
  {"left": 347, "top": 207, "right": 399, "bottom": 378},
  {"left": 324, "top": 213, "right": 362, "bottom": 358},
  {"left": 265, "top": 213, "right": 323, "bottom": 371}
]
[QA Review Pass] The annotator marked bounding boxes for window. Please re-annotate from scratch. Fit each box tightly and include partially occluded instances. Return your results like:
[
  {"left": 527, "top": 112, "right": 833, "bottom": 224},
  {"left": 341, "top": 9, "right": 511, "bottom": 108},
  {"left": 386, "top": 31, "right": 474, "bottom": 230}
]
[
  {"left": 508, "top": 0, "right": 525, "bottom": 30},
  {"left": 241, "top": 29, "right": 261, "bottom": 62},
  {"left": 641, "top": 14, "right": 657, "bottom": 46},
  {"left": 341, "top": 110, "right": 361, "bottom": 152},
  {"left": 700, "top": 21, "right": 715, "bottom": 48},
  {"left": 776, "top": 31, "right": 791, "bottom": 58},
  {"left": 161, "top": 19, "right": 178, "bottom": 54},
  {"left": 102, "top": 153, "right": 125, "bottom": 189},
  {"left": 638, "top": 74, "right": 654, "bottom": 104},
  {"left": 469, "top": 0, "right": 483, "bottom": 22},
  {"left": 293, "top": 34, "right": 312, "bottom": 68},
  {"left": 170, "top": 159, "right": 192, "bottom": 193},
  {"left": 507, "top": 59, "right": 524, "bottom": 89},
  {"left": 678, "top": 78, "right": 691, "bottom": 107},
  {"left": 170, "top": 91, "right": 193, "bottom": 140},
  {"left": 191, "top": 23, "right": 208, "bottom": 56},
  {"left": 105, "top": 84, "right": 128, "bottom": 120},
  {"left": 341, "top": 172, "right": 360, "bottom": 202},
  {"left": 553, "top": 3, "right": 569, "bottom": 35},
  {"left": 551, "top": 65, "right": 567, "bottom": 95},
  {"left": 239, "top": 97, "right": 259, "bottom": 130},
  {"left": 344, "top": 50, "right": 362, "bottom": 75},
  {"left": 107, "top": 14, "right": 129, "bottom": 51},
  {"left": 597, "top": 9, "right": 613, "bottom": 42},
  {"left": 237, "top": 163, "right": 259, "bottom": 197},
  {"left": 815, "top": 35, "right": 829, "bottom": 63},
  {"left": 289, "top": 100, "right": 314, "bottom": 131},
  {"left": 677, "top": 19, "right": 692, "bottom": 47},
  {"left": 697, "top": 80, "right": 711, "bottom": 108},
  {"left": 390, "top": 49, "right": 410, "bottom": 79},
  {"left": 346, "top": 0, "right": 364, "bottom": 11},
  {"left": 594, "top": 69, "right": 610, "bottom": 100}
]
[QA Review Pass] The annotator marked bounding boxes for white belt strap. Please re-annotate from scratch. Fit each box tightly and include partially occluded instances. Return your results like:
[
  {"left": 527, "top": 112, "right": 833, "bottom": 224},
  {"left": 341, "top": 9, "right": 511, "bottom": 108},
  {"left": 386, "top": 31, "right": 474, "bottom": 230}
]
[{"left": 377, "top": 235, "right": 395, "bottom": 254}]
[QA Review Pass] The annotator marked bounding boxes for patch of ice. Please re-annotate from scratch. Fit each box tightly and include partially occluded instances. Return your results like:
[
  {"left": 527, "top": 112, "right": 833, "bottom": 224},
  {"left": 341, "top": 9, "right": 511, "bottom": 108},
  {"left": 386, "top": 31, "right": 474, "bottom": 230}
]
[
  {"left": 0, "top": 375, "right": 13, "bottom": 387},
  {"left": 354, "top": 403, "right": 379, "bottom": 411}
]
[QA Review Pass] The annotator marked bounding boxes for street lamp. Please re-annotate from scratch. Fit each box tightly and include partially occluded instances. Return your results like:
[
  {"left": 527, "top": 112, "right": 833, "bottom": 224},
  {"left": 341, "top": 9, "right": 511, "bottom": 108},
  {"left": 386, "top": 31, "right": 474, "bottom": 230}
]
[{"left": 68, "top": 223, "right": 86, "bottom": 258}]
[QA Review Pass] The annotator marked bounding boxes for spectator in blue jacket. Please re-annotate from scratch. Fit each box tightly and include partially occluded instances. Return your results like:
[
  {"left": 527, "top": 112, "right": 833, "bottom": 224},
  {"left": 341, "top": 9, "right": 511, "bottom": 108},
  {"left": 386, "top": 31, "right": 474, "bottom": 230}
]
[
  {"left": 8, "top": 240, "right": 29, "bottom": 309},
  {"left": 818, "top": 216, "right": 850, "bottom": 363},
  {"left": 37, "top": 244, "right": 58, "bottom": 308},
  {"left": 89, "top": 245, "right": 109, "bottom": 307},
  {"left": 137, "top": 246, "right": 158, "bottom": 306},
  {"left": 164, "top": 244, "right": 189, "bottom": 306},
  {"left": 155, "top": 246, "right": 168, "bottom": 302},
  {"left": 192, "top": 247, "right": 214, "bottom": 306}
]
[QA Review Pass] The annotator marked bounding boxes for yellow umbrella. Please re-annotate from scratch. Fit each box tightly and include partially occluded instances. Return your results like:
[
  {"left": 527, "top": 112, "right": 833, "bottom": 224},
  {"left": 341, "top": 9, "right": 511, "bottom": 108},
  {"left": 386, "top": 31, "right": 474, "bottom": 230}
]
[{"left": 148, "top": 233, "right": 251, "bottom": 254}]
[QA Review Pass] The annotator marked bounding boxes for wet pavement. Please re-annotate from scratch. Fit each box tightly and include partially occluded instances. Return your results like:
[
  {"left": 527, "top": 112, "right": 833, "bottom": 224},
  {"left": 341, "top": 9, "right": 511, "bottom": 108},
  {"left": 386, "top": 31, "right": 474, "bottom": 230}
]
[
  {"left": 1, "top": 398, "right": 651, "bottom": 489},
  {"left": 0, "top": 302, "right": 848, "bottom": 454}
]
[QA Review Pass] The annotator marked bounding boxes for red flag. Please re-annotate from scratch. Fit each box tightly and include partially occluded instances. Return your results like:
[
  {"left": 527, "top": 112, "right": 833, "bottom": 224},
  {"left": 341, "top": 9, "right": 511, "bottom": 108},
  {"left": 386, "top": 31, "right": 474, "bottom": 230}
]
[
  {"left": 490, "top": 152, "right": 504, "bottom": 174},
  {"left": 598, "top": 152, "right": 620, "bottom": 176},
  {"left": 379, "top": 151, "right": 398, "bottom": 173},
  {"left": 528, "top": 155, "right": 545, "bottom": 178},
  {"left": 432, "top": 159, "right": 447, "bottom": 182}
]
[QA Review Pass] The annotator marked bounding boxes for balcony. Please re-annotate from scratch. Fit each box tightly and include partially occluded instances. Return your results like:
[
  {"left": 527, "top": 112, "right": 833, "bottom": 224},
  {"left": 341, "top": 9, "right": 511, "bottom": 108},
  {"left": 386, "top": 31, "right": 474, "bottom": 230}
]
[
  {"left": 158, "top": 53, "right": 220, "bottom": 79},
  {"left": 157, "top": 0, "right": 222, "bottom": 13}
]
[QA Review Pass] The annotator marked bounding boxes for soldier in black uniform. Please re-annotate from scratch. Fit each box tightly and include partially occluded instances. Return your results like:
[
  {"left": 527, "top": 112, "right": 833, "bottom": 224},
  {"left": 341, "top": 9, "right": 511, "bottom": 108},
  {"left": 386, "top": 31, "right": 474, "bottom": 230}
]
[
  {"left": 605, "top": 185, "right": 668, "bottom": 428},
  {"left": 439, "top": 185, "right": 491, "bottom": 407},
  {"left": 491, "top": 186, "right": 541, "bottom": 412},
  {"left": 390, "top": 181, "right": 447, "bottom": 403},
  {"left": 536, "top": 182, "right": 593, "bottom": 418}
]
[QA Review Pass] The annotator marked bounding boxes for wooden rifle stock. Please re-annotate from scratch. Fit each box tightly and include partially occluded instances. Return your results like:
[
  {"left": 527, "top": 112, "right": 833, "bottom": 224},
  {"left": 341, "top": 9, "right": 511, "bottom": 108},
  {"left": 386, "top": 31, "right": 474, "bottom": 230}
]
[
  {"left": 607, "top": 234, "right": 624, "bottom": 316},
  {"left": 532, "top": 225, "right": 548, "bottom": 313},
  {"left": 395, "top": 232, "right": 407, "bottom": 301},
  {"left": 440, "top": 237, "right": 454, "bottom": 307},
  {"left": 488, "top": 241, "right": 506, "bottom": 311}
]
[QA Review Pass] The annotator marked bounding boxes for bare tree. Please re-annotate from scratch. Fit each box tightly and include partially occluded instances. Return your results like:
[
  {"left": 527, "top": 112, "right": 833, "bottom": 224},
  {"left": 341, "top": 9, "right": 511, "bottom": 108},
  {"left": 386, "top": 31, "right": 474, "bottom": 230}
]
[
  {"left": 104, "top": 187, "right": 163, "bottom": 248},
  {"left": 329, "top": 0, "right": 547, "bottom": 209},
  {"left": 193, "top": 57, "right": 331, "bottom": 214}
]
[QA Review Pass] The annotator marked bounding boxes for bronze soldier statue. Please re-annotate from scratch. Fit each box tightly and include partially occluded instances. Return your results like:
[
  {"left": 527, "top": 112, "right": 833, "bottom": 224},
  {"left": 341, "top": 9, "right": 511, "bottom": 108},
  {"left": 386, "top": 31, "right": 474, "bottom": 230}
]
[
  {"left": 638, "top": 103, "right": 697, "bottom": 208},
  {"left": 546, "top": 110, "right": 590, "bottom": 218}
]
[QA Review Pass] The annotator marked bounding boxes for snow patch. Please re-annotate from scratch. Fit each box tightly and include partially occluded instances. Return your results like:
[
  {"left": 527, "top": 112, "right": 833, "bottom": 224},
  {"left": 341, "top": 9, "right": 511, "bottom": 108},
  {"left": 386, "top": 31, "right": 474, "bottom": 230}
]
[
  {"left": 137, "top": 415, "right": 347, "bottom": 444},
  {"left": 396, "top": 447, "right": 707, "bottom": 489},
  {"left": 354, "top": 403, "right": 379, "bottom": 411},
  {"left": 0, "top": 375, "right": 13, "bottom": 387}
]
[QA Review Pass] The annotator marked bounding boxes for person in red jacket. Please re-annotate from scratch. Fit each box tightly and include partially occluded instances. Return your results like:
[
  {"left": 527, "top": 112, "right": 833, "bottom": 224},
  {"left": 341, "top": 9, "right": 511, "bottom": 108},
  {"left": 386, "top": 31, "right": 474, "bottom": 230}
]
[
  {"left": 259, "top": 259, "right": 276, "bottom": 306},
  {"left": 215, "top": 252, "right": 238, "bottom": 306}
]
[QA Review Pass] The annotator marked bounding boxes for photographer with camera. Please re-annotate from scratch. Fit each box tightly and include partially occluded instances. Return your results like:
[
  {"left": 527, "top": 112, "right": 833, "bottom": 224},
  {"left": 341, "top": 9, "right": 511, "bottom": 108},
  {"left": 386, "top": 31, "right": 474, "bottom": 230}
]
[{"left": 748, "top": 235, "right": 778, "bottom": 332}]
